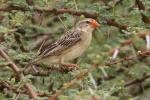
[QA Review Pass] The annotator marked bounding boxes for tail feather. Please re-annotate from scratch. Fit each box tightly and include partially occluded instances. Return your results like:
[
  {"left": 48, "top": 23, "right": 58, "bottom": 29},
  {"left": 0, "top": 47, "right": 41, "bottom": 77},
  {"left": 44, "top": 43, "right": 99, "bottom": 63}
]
[{"left": 25, "top": 58, "right": 41, "bottom": 68}]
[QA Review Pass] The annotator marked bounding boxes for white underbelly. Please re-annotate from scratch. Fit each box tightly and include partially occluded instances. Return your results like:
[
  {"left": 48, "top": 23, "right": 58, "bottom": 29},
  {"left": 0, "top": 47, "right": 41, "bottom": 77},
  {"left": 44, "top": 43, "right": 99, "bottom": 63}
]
[{"left": 63, "top": 43, "right": 88, "bottom": 61}]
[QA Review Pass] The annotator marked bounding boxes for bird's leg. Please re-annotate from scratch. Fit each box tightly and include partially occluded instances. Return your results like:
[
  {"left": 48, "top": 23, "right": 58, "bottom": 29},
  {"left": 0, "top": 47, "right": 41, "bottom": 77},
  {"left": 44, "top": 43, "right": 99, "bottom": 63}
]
[
  {"left": 31, "top": 65, "right": 39, "bottom": 73},
  {"left": 59, "top": 57, "right": 79, "bottom": 70}
]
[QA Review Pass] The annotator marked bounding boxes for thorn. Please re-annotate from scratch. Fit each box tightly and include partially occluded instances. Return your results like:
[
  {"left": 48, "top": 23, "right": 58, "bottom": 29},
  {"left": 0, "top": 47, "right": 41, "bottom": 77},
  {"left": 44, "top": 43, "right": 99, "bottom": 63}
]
[
  {"left": 88, "top": 87, "right": 95, "bottom": 95},
  {"left": 112, "top": 47, "right": 119, "bottom": 60},
  {"left": 99, "top": 67, "right": 108, "bottom": 78},
  {"left": 88, "top": 73, "right": 97, "bottom": 89},
  {"left": 146, "top": 34, "right": 150, "bottom": 50}
]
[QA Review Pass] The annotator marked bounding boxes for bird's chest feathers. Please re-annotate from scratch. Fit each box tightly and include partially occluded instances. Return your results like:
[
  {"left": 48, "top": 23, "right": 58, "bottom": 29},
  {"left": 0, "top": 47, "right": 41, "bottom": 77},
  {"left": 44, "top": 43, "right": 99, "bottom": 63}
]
[
  {"left": 62, "top": 31, "right": 92, "bottom": 61},
  {"left": 80, "top": 31, "right": 92, "bottom": 47}
]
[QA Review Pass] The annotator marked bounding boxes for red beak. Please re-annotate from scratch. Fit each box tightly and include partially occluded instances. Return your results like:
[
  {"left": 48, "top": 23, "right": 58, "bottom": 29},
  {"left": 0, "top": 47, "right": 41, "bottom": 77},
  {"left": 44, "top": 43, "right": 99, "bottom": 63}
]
[{"left": 90, "top": 19, "right": 100, "bottom": 29}]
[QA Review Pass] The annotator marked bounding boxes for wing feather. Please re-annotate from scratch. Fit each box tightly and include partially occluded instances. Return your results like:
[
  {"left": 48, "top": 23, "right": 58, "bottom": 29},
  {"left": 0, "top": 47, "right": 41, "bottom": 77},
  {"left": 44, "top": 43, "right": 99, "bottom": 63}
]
[{"left": 39, "top": 30, "right": 81, "bottom": 58}]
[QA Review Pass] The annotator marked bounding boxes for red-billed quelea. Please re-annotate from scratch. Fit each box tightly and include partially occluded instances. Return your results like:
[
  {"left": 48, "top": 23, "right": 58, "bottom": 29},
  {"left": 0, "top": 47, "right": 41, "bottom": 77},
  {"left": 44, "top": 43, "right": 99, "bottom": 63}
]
[{"left": 32, "top": 18, "right": 100, "bottom": 68}]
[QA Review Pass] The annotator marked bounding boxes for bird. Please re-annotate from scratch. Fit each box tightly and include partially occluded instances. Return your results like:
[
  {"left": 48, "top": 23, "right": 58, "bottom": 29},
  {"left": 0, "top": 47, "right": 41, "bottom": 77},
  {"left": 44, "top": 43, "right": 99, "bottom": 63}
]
[{"left": 31, "top": 18, "right": 100, "bottom": 68}]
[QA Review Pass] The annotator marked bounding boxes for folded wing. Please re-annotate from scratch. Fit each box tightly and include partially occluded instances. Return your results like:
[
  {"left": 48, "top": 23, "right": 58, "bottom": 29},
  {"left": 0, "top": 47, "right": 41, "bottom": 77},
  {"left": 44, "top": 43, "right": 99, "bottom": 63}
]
[{"left": 39, "top": 30, "right": 82, "bottom": 58}]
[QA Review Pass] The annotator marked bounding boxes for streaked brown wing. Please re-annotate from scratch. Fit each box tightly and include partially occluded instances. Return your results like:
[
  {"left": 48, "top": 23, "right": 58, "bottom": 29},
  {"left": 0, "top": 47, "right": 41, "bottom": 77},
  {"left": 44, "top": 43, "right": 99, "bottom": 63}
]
[{"left": 39, "top": 30, "right": 81, "bottom": 58}]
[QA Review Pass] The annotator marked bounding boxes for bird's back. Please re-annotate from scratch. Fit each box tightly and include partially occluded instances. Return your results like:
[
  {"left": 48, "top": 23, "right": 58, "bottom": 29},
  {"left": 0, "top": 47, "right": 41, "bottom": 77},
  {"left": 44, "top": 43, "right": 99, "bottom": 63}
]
[{"left": 37, "top": 29, "right": 82, "bottom": 59}]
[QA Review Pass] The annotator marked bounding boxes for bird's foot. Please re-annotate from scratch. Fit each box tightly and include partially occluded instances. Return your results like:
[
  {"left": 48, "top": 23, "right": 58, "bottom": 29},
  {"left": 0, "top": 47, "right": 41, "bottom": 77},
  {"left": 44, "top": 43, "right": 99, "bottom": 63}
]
[{"left": 62, "top": 63, "right": 79, "bottom": 71}]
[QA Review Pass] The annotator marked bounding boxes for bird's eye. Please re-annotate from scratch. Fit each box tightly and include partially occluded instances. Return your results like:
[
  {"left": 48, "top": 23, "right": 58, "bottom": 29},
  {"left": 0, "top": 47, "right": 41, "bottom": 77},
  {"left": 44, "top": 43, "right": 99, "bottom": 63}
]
[{"left": 85, "top": 21, "right": 90, "bottom": 24}]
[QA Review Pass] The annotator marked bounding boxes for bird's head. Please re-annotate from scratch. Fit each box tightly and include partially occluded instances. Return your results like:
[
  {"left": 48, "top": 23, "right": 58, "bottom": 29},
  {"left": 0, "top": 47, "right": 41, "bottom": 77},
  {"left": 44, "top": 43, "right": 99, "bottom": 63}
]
[{"left": 76, "top": 18, "right": 100, "bottom": 32}]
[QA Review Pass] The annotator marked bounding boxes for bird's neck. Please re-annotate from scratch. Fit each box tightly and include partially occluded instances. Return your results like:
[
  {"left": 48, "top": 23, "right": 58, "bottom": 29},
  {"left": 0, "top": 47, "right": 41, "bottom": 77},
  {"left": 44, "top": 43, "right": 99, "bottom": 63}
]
[{"left": 76, "top": 27, "right": 94, "bottom": 33}]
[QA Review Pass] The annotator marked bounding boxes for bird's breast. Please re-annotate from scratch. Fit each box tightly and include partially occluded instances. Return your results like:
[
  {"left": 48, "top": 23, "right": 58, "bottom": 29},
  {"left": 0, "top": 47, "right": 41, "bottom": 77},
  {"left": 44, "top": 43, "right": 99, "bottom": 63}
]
[{"left": 62, "top": 32, "right": 92, "bottom": 61}]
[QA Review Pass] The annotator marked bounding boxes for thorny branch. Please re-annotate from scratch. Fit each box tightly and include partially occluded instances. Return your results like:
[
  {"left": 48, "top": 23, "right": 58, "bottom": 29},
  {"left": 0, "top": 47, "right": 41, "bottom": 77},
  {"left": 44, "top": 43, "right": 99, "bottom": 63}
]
[
  {"left": 0, "top": 80, "right": 26, "bottom": 94},
  {"left": 0, "top": 48, "right": 37, "bottom": 100},
  {"left": 0, "top": 2, "right": 149, "bottom": 99},
  {"left": 49, "top": 69, "right": 89, "bottom": 100},
  {"left": 23, "top": 64, "right": 74, "bottom": 76},
  {"left": 125, "top": 74, "right": 150, "bottom": 87},
  {"left": 106, "top": 0, "right": 124, "bottom": 10},
  {"left": 0, "top": 5, "right": 128, "bottom": 30},
  {"left": 0, "top": 5, "right": 98, "bottom": 18},
  {"left": 49, "top": 50, "right": 150, "bottom": 99},
  {"left": 105, "top": 50, "right": 150, "bottom": 66},
  {"left": 135, "top": 0, "right": 150, "bottom": 24},
  {"left": 0, "top": 80, "right": 50, "bottom": 97},
  {"left": 102, "top": 17, "right": 128, "bottom": 30}
]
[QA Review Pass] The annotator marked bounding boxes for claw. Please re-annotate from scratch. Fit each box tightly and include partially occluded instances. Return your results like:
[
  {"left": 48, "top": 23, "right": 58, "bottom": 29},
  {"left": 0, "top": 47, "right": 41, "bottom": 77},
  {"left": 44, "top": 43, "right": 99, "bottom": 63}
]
[{"left": 62, "top": 63, "right": 79, "bottom": 71}]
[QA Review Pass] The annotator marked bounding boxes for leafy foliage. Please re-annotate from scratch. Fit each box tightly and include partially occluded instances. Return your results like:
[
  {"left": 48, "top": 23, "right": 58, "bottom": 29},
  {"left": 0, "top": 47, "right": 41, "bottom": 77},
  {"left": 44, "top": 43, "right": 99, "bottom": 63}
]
[{"left": 0, "top": 0, "right": 150, "bottom": 100}]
